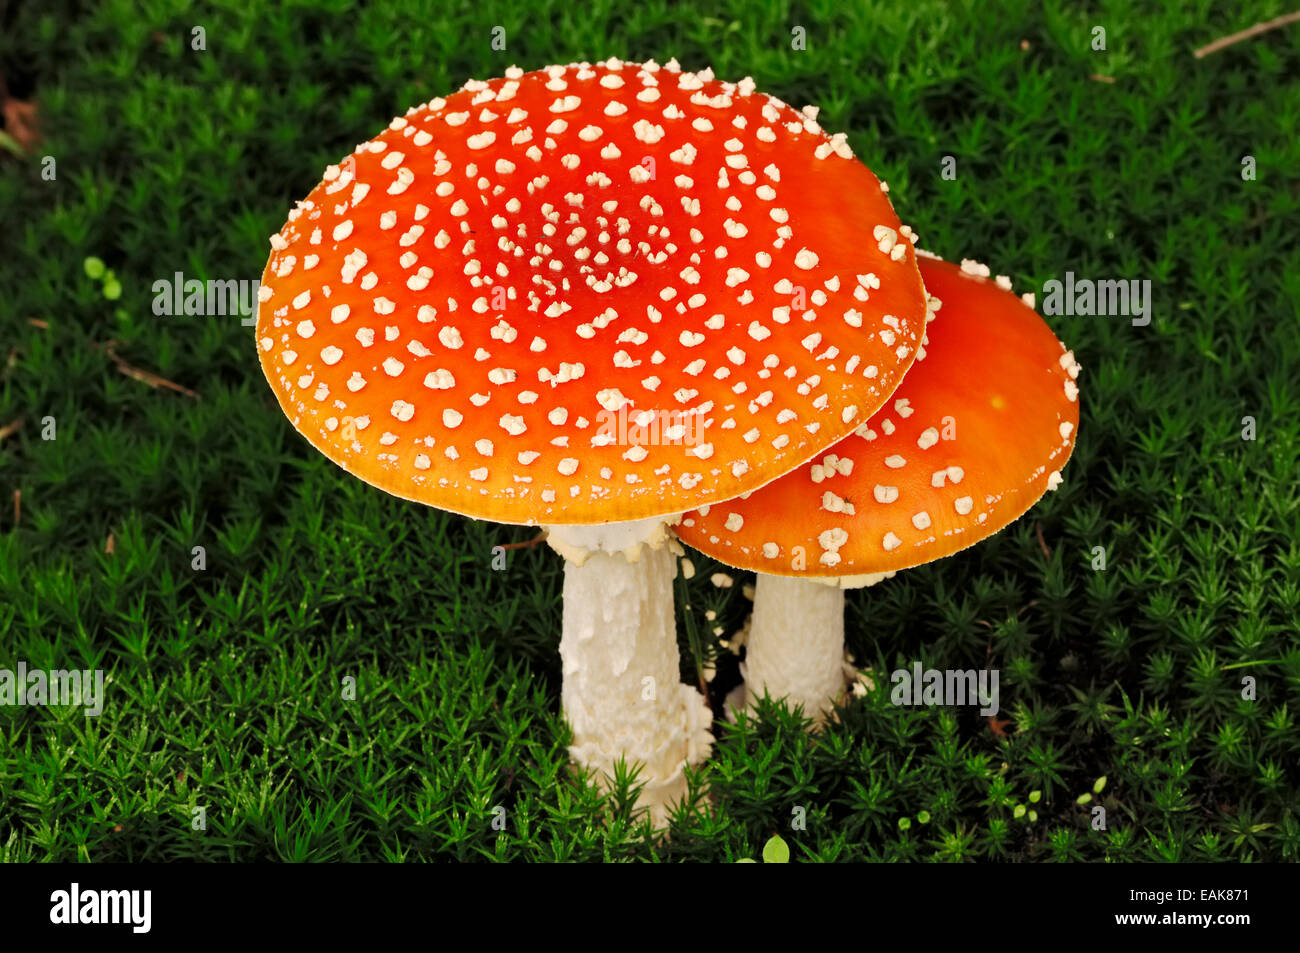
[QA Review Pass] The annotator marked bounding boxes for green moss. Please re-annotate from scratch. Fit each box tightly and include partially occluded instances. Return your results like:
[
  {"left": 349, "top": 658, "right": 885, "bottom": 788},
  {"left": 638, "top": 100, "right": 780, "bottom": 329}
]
[{"left": 1, "top": 0, "right": 1297, "bottom": 861}]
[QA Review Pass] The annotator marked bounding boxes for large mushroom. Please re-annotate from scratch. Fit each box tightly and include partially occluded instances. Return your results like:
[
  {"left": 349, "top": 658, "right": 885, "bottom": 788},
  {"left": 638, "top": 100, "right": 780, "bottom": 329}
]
[
  {"left": 676, "top": 255, "right": 1082, "bottom": 724},
  {"left": 254, "top": 58, "right": 928, "bottom": 821}
]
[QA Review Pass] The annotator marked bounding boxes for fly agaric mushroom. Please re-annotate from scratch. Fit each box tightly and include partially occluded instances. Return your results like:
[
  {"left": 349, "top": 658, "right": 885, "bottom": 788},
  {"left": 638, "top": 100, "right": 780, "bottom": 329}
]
[
  {"left": 676, "top": 254, "right": 1081, "bottom": 724},
  {"left": 254, "top": 58, "right": 928, "bottom": 822}
]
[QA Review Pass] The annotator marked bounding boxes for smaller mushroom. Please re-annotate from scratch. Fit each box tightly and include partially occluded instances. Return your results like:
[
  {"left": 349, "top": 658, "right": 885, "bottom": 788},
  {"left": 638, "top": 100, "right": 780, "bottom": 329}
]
[{"left": 675, "top": 254, "right": 1082, "bottom": 724}]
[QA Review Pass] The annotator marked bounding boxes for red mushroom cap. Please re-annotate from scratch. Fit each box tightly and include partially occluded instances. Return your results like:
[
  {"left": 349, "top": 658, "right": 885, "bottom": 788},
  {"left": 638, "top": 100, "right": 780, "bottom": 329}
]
[
  {"left": 675, "top": 255, "right": 1081, "bottom": 575},
  {"left": 255, "top": 59, "right": 927, "bottom": 525}
]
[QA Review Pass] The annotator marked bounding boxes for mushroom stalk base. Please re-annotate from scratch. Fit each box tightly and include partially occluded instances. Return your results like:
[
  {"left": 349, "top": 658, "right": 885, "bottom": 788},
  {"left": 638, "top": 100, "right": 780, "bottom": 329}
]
[
  {"left": 736, "top": 573, "right": 848, "bottom": 727},
  {"left": 549, "top": 523, "right": 713, "bottom": 826}
]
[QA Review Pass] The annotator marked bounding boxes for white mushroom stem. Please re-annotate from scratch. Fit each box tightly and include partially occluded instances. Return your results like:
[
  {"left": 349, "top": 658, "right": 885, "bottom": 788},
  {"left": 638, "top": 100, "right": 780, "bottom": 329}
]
[
  {"left": 545, "top": 517, "right": 713, "bottom": 826},
  {"left": 734, "top": 571, "right": 893, "bottom": 727}
]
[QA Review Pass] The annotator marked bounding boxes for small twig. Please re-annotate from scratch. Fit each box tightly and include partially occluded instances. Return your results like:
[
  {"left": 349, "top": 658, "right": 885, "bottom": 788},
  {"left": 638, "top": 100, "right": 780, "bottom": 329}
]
[
  {"left": 0, "top": 418, "right": 22, "bottom": 443},
  {"left": 12, "top": 489, "right": 19, "bottom": 527},
  {"left": 1035, "top": 522, "right": 1051, "bottom": 559},
  {"left": 1194, "top": 11, "right": 1300, "bottom": 59},
  {"left": 92, "top": 339, "right": 200, "bottom": 399},
  {"left": 1220, "top": 659, "right": 1282, "bottom": 671},
  {"left": 498, "top": 531, "right": 549, "bottom": 551},
  {"left": 0, "top": 86, "right": 41, "bottom": 154},
  {"left": 27, "top": 318, "right": 48, "bottom": 330},
  {"left": 1089, "top": 73, "right": 1116, "bottom": 84},
  {"left": 987, "top": 714, "right": 1013, "bottom": 738},
  {"left": 105, "top": 532, "right": 115, "bottom": 555}
]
